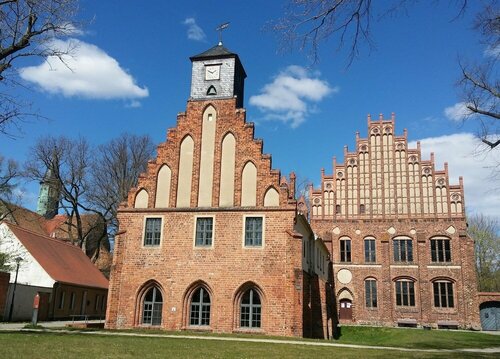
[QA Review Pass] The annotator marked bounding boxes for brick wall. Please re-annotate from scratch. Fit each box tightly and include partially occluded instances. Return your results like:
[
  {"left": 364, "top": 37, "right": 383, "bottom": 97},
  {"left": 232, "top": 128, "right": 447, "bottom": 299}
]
[
  {"left": 0, "top": 271, "right": 10, "bottom": 320},
  {"left": 106, "top": 97, "right": 306, "bottom": 337}
]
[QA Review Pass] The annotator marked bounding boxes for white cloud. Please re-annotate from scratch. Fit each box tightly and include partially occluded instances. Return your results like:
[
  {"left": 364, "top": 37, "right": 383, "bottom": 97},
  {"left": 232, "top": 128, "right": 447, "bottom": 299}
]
[
  {"left": 409, "top": 133, "right": 500, "bottom": 218},
  {"left": 183, "top": 18, "right": 206, "bottom": 41},
  {"left": 444, "top": 102, "right": 472, "bottom": 122},
  {"left": 19, "top": 39, "right": 149, "bottom": 100},
  {"left": 249, "top": 65, "right": 336, "bottom": 128}
]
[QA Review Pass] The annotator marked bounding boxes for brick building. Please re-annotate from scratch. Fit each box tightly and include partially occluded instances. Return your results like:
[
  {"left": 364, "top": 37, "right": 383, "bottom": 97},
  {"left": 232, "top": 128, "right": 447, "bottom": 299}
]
[
  {"left": 105, "top": 44, "right": 333, "bottom": 337},
  {"left": 0, "top": 222, "right": 108, "bottom": 321},
  {"left": 310, "top": 114, "right": 480, "bottom": 329}
]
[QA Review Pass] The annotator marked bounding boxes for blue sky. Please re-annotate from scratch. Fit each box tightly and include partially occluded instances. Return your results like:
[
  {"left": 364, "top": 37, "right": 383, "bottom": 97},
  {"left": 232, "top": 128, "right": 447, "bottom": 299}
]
[{"left": 3, "top": 0, "right": 499, "bottom": 218}]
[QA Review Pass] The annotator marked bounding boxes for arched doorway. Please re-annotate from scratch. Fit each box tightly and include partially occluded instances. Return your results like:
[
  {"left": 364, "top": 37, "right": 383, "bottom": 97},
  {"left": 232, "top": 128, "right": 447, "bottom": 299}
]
[
  {"left": 338, "top": 289, "right": 353, "bottom": 321},
  {"left": 480, "top": 301, "right": 500, "bottom": 331}
]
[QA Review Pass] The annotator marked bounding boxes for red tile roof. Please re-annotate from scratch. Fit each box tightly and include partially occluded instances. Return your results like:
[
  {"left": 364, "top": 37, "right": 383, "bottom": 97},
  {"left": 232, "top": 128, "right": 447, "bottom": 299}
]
[{"left": 5, "top": 222, "right": 109, "bottom": 289}]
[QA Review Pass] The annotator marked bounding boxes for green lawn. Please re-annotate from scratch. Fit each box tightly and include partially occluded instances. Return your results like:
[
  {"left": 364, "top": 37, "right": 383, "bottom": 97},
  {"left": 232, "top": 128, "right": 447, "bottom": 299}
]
[
  {"left": 101, "top": 325, "right": 500, "bottom": 350},
  {"left": 0, "top": 327, "right": 498, "bottom": 359},
  {"left": 334, "top": 326, "right": 500, "bottom": 349}
]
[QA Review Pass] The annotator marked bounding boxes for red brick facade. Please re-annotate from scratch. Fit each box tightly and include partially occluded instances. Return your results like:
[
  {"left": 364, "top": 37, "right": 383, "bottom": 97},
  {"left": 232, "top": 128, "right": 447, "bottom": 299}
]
[
  {"left": 105, "top": 94, "right": 333, "bottom": 337},
  {"left": 310, "top": 116, "right": 481, "bottom": 329}
]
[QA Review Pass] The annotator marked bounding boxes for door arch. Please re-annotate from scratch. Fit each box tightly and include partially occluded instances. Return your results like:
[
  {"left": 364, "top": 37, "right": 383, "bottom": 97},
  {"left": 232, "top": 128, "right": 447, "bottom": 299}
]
[{"left": 480, "top": 301, "right": 500, "bottom": 331}]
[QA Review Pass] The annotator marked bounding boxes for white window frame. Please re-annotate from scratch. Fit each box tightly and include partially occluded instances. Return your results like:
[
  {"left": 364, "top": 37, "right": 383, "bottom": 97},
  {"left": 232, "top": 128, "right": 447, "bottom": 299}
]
[
  {"left": 193, "top": 215, "right": 215, "bottom": 249},
  {"left": 142, "top": 216, "right": 164, "bottom": 248},
  {"left": 242, "top": 214, "right": 265, "bottom": 248}
]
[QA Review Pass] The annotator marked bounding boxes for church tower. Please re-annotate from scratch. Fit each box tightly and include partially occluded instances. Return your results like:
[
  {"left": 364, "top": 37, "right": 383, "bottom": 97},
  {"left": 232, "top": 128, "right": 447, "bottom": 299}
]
[
  {"left": 36, "top": 160, "right": 60, "bottom": 219},
  {"left": 189, "top": 43, "right": 246, "bottom": 108}
]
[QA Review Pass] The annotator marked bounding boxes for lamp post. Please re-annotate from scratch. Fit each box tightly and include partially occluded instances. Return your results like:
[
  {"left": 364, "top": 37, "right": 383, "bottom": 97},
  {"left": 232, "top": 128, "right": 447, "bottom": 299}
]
[{"left": 8, "top": 257, "right": 23, "bottom": 322}]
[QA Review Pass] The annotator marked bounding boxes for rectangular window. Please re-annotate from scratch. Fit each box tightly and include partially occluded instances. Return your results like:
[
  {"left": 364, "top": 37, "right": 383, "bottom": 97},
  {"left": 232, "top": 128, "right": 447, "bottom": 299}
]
[
  {"left": 433, "top": 282, "right": 454, "bottom": 308},
  {"left": 245, "top": 217, "right": 263, "bottom": 246},
  {"left": 95, "top": 295, "right": 100, "bottom": 311},
  {"left": 393, "top": 239, "right": 413, "bottom": 262},
  {"left": 430, "top": 239, "right": 451, "bottom": 262},
  {"left": 340, "top": 238, "right": 351, "bottom": 262},
  {"left": 364, "top": 239, "right": 376, "bottom": 263},
  {"left": 365, "top": 280, "right": 378, "bottom": 308},
  {"left": 195, "top": 217, "right": 213, "bottom": 246},
  {"left": 58, "top": 291, "right": 65, "bottom": 310},
  {"left": 144, "top": 218, "right": 162, "bottom": 246},
  {"left": 70, "top": 292, "right": 76, "bottom": 310},
  {"left": 395, "top": 280, "right": 415, "bottom": 306},
  {"left": 101, "top": 297, "right": 106, "bottom": 311}
]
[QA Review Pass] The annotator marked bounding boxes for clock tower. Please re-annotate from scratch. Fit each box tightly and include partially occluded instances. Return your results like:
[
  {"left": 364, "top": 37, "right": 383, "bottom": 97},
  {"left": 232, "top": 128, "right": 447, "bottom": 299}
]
[{"left": 189, "top": 43, "right": 247, "bottom": 108}]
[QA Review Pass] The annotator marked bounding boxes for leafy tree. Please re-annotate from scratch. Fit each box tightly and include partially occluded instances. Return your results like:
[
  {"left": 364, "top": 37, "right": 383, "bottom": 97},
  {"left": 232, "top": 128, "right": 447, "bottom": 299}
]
[
  {"left": 0, "top": 0, "right": 79, "bottom": 136},
  {"left": 468, "top": 214, "right": 500, "bottom": 292}
]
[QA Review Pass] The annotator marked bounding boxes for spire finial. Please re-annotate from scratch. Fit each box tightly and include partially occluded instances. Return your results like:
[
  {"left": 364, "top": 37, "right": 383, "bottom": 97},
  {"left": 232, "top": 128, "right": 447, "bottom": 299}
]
[{"left": 216, "top": 22, "right": 230, "bottom": 45}]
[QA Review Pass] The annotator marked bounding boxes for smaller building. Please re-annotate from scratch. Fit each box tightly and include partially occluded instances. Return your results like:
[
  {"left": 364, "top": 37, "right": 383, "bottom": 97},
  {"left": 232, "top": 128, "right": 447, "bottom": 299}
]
[{"left": 0, "top": 222, "right": 108, "bottom": 321}]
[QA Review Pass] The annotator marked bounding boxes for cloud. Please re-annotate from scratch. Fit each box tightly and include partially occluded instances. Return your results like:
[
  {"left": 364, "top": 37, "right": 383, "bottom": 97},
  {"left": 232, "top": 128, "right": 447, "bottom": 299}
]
[
  {"left": 249, "top": 65, "right": 336, "bottom": 128},
  {"left": 444, "top": 102, "right": 472, "bottom": 122},
  {"left": 409, "top": 133, "right": 500, "bottom": 218},
  {"left": 19, "top": 39, "right": 149, "bottom": 100},
  {"left": 183, "top": 18, "right": 206, "bottom": 41}
]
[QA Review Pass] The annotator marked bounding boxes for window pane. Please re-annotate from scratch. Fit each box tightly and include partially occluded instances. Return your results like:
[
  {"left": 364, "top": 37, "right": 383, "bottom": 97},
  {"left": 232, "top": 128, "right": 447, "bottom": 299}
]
[
  {"left": 144, "top": 218, "right": 162, "bottom": 246},
  {"left": 143, "top": 287, "right": 162, "bottom": 325},
  {"left": 433, "top": 282, "right": 440, "bottom": 307},
  {"left": 245, "top": 217, "right": 263, "bottom": 246},
  {"left": 407, "top": 240, "right": 413, "bottom": 262},
  {"left": 241, "top": 289, "right": 261, "bottom": 328},
  {"left": 196, "top": 218, "right": 213, "bottom": 246}
]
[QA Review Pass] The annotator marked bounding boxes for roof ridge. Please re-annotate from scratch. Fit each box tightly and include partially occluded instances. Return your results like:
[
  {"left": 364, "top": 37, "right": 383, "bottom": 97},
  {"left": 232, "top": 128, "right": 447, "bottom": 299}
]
[{"left": 4, "top": 221, "right": 82, "bottom": 251}]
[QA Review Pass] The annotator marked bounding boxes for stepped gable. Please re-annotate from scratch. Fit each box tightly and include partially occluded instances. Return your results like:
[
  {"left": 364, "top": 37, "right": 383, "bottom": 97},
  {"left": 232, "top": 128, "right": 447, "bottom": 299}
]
[
  {"left": 310, "top": 114, "right": 465, "bottom": 220},
  {"left": 126, "top": 97, "right": 296, "bottom": 210}
]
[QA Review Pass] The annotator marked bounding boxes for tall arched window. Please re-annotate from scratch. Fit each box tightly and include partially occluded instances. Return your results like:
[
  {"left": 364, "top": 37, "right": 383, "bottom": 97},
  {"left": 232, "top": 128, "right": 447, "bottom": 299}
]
[
  {"left": 142, "top": 286, "right": 162, "bottom": 325},
  {"left": 190, "top": 288, "right": 211, "bottom": 326},
  {"left": 240, "top": 289, "right": 261, "bottom": 328}
]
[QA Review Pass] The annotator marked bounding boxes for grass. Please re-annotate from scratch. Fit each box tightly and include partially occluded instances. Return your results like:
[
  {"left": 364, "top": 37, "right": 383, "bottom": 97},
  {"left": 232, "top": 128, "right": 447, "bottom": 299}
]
[
  {"left": 334, "top": 325, "right": 500, "bottom": 349},
  {"left": 0, "top": 331, "right": 497, "bottom": 359}
]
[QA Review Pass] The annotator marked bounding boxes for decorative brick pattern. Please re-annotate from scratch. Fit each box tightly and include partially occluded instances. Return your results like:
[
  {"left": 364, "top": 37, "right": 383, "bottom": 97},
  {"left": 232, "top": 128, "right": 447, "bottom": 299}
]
[{"left": 310, "top": 117, "right": 480, "bottom": 329}]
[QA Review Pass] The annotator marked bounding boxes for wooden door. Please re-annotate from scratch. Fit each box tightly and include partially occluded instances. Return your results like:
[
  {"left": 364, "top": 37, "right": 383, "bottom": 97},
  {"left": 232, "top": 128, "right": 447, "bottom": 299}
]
[
  {"left": 339, "top": 299, "right": 352, "bottom": 320},
  {"left": 38, "top": 292, "right": 50, "bottom": 321}
]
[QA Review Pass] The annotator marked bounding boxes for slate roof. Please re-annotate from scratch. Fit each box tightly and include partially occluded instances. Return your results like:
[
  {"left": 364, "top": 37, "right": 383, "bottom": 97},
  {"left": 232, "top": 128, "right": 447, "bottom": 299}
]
[
  {"left": 190, "top": 44, "right": 237, "bottom": 61},
  {"left": 5, "top": 222, "right": 109, "bottom": 289}
]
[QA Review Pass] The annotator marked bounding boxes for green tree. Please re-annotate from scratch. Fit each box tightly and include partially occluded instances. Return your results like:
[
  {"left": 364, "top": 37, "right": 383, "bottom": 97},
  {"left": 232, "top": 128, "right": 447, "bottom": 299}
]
[{"left": 468, "top": 214, "right": 500, "bottom": 291}]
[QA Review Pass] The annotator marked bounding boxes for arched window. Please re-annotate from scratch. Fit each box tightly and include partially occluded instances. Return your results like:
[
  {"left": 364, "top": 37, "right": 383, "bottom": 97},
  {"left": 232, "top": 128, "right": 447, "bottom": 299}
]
[
  {"left": 190, "top": 288, "right": 211, "bottom": 326},
  {"left": 365, "top": 279, "right": 377, "bottom": 308},
  {"left": 240, "top": 289, "right": 261, "bottom": 329},
  {"left": 394, "top": 279, "right": 416, "bottom": 307},
  {"left": 142, "top": 286, "right": 162, "bottom": 325},
  {"left": 433, "top": 280, "right": 454, "bottom": 308}
]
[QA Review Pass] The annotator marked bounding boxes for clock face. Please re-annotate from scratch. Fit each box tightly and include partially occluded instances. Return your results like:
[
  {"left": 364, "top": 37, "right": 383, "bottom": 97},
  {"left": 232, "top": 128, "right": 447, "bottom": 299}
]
[{"left": 205, "top": 65, "right": 220, "bottom": 80}]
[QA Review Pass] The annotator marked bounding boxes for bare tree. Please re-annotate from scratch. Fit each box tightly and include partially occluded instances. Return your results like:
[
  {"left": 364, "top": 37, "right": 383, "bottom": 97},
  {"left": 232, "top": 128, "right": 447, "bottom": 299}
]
[
  {"left": 0, "top": 155, "right": 18, "bottom": 200},
  {"left": 459, "top": 6, "right": 499, "bottom": 149},
  {"left": 468, "top": 213, "right": 500, "bottom": 292},
  {"left": 88, "top": 133, "right": 155, "bottom": 240},
  {"left": 24, "top": 135, "right": 102, "bottom": 252},
  {"left": 273, "top": 0, "right": 468, "bottom": 64},
  {"left": 0, "top": 0, "right": 79, "bottom": 136},
  {"left": 24, "top": 133, "right": 154, "bottom": 262}
]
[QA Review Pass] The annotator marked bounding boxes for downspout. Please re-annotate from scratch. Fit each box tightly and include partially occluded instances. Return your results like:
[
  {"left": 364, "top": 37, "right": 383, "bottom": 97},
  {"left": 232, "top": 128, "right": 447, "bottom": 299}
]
[{"left": 50, "top": 282, "right": 59, "bottom": 320}]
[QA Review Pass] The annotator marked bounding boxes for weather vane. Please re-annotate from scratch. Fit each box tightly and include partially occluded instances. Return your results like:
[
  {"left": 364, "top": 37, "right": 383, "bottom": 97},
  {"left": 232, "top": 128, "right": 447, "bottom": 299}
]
[{"left": 216, "top": 22, "right": 230, "bottom": 45}]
